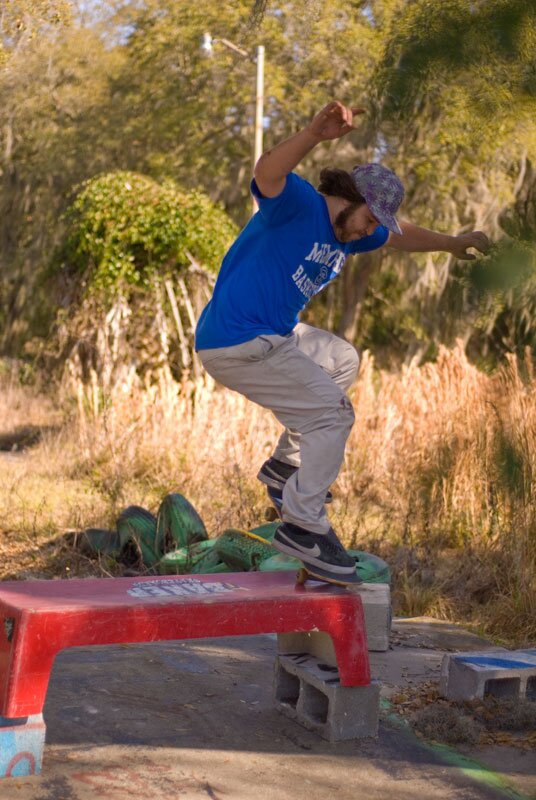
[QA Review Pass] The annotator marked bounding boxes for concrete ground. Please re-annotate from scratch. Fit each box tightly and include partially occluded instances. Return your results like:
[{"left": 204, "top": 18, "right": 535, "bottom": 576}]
[{"left": 2, "top": 619, "right": 535, "bottom": 800}]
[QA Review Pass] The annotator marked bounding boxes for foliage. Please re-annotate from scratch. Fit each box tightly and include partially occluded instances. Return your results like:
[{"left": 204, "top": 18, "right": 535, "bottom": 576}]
[
  {"left": 0, "top": 0, "right": 70, "bottom": 55},
  {"left": 375, "top": 0, "right": 536, "bottom": 126},
  {"left": 57, "top": 171, "right": 237, "bottom": 293},
  {"left": 464, "top": 240, "right": 536, "bottom": 361},
  {"left": 0, "top": 13, "right": 125, "bottom": 351},
  {"left": 43, "top": 171, "right": 238, "bottom": 387}
]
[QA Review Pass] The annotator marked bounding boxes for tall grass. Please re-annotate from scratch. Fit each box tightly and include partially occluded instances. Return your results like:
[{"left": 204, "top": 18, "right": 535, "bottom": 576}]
[{"left": 1, "top": 345, "right": 534, "bottom": 644}]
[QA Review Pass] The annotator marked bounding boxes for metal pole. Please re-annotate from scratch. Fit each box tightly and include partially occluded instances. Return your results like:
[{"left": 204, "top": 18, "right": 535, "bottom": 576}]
[{"left": 252, "top": 44, "right": 265, "bottom": 215}]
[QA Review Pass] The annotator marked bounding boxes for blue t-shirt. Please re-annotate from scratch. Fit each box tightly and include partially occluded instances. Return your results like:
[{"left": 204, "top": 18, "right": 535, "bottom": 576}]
[{"left": 195, "top": 172, "right": 388, "bottom": 350}]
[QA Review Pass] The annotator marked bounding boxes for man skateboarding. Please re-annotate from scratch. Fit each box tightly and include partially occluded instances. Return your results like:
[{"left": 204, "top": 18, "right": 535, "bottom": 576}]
[{"left": 195, "top": 101, "right": 489, "bottom": 585}]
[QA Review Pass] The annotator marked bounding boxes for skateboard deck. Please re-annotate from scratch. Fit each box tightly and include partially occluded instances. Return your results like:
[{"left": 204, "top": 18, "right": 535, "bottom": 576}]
[{"left": 295, "top": 565, "right": 362, "bottom": 587}]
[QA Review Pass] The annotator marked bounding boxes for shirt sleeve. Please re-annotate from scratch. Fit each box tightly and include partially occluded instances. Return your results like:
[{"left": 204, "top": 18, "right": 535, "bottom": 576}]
[
  {"left": 348, "top": 225, "right": 389, "bottom": 254},
  {"left": 250, "top": 172, "right": 316, "bottom": 226}
]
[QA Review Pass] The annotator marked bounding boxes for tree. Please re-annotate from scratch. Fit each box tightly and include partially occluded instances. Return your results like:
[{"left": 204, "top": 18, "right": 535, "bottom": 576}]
[
  {"left": 0, "top": 10, "right": 124, "bottom": 352},
  {"left": 98, "top": 0, "right": 380, "bottom": 212}
]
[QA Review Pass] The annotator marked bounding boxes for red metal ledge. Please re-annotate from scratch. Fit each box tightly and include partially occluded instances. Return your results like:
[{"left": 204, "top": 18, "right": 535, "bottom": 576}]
[{"left": 0, "top": 571, "right": 370, "bottom": 717}]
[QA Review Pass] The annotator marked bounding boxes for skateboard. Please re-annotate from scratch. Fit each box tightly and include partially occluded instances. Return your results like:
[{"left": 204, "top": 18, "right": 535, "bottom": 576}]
[{"left": 295, "top": 565, "right": 362, "bottom": 587}]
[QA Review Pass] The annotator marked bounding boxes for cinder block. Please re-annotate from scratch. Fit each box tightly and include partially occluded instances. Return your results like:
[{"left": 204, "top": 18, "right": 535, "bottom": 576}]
[
  {"left": 0, "top": 714, "right": 46, "bottom": 777},
  {"left": 440, "top": 649, "right": 536, "bottom": 702},
  {"left": 278, "top": 582, "right": 391, "bottom": 660},
  {"left": 274, "top": 654, "right": 379, "bottom": 741},
  {"left": 352, "top": 582, "right": 391, "bottom": 650}
]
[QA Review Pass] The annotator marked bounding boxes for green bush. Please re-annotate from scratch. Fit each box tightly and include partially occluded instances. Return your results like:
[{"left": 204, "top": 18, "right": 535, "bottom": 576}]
[{"left": 57, "top": 171, "right": 237, "bottom": 293}]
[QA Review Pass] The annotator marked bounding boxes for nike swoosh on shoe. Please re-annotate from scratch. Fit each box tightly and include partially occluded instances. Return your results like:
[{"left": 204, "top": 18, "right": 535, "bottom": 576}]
[{"left": 278, "top": 531, "right": 321, "bottom": 557}]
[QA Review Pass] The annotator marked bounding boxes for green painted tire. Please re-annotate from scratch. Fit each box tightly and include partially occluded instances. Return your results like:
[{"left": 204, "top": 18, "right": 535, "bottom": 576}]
[
  {"left": 155, "top": 493, "right": 208, "bottom": 554},
  {"left": 248, "top": 522, "right": 280, "bottom": 542},
  {"left": 80, "top": 528, "right": 121, "bottom": 556},
  {"left": 158, "top": 539, "right": 224, "bottom": 575},
  {"left": 349, "top": 550, "right": 391, "bottom": 584},
  {"left": 116, "top": 506, "right": 159, "bottom": 566},
  {"left": 215, "top": 528, "right": 275, "bottom": 571},
  {"left": 258, "top": 553, "right": 299, "bottom": 572}
]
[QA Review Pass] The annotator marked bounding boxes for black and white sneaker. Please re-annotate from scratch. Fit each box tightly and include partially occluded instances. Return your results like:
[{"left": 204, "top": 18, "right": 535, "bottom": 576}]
[
  {"left": 258, "top": 457, "right": 333, "bottom": 503},
  {"left": 258, "top": 457, "right": 298, "bottom": 489},
  {"left": 273, "top": 522, "right": 361, "bottom": 584}
]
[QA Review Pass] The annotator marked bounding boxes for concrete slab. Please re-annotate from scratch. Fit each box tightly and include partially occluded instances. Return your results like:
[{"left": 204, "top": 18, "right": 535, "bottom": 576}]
[
  {"left": 391, "top": 617, "right": 504, "bottom": 652},
  {"left": 0, "top": 625, "right": 531, "bottom": 800},
  {"left": 370, "top": 617, "right": 507, "bottom": 700},
  {"left": 459, "top": 744, "right": 536, "bottom": 800}
]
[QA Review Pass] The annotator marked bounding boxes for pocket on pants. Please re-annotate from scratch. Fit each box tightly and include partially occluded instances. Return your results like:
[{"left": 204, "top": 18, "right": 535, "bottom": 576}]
[
  {"left": 251, "top": 334, "right": 294, "bottom": 361},
  {"left": 199, "top": 335, "right": 273, "bottom": 366},
  {"left": 253, "top": 335, "right": 276, "bottom": 360},
  {"left": 228, "top": 335, "right": 276, "bottom": 362}
]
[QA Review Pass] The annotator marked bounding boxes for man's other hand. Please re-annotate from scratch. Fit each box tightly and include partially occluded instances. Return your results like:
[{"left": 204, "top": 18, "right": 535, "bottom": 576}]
[
  {"left": 307, "top": 101, "right": 366, "bottom": 142},
  {"left": 449, "top": 231, "right": 491, "bottom": 260}
]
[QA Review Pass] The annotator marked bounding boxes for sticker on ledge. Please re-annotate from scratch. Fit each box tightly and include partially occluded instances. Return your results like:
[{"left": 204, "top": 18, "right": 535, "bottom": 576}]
[{"left": 127, "top": 578, "right": 245, "bottom": 599}]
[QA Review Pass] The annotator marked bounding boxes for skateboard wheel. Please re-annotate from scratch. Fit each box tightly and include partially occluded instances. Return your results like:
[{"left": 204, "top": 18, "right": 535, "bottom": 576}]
[{"left": 296, "top": 568, "right": 308, "bottom": 585}]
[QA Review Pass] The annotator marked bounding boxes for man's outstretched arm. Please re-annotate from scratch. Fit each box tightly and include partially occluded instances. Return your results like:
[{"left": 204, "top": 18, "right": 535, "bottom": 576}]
[
  {"left": 387, "top": 220, "right": 490, "bottom": 260},
  {"left": 254, "top": 101, "right": 365, "bottom": 199}
]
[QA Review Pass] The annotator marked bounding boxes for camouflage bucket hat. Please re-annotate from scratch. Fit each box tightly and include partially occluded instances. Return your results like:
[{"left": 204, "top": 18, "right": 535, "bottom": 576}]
[{"left": 351, "top": 163, "right": 404, "bottom": 235}]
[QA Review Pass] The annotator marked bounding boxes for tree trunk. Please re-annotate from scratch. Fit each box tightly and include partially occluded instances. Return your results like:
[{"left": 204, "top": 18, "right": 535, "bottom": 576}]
[{"left": 336, "top": 252, "right": 377, "bottom": 342}]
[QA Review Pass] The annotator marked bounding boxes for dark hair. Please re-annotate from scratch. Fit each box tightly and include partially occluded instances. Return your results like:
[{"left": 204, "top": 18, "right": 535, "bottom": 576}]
[{"left": 317, "top": 168, "right": 365, "bottom": 205}]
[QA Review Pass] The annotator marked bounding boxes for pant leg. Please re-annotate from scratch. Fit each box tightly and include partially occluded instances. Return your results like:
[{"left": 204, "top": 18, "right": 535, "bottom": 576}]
[
  {"left": 198, "top": 332, "right": 355, "bottom": 534},
  {"left": 273, "top": 323, "right": 360, "bottom": 466}
]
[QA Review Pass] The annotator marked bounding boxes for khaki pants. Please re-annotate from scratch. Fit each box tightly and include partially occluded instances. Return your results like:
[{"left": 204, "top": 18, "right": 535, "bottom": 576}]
[{"left": 198, "top": 323, "right": 359, "bottom": 534}]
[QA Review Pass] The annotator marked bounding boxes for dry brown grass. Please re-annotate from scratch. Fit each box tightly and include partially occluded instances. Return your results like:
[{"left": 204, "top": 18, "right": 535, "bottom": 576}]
[
  {"left": 0, "top": 345, "right": 534, "bottom": 645},
  {"left": 0, "top": 360, "right": 61, "bottom": 432}
]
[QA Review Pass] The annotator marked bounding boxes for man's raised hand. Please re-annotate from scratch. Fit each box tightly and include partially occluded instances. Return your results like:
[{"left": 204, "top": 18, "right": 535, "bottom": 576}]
[{"left": 307, "top": 101, "right": 366, "bottom": 142}]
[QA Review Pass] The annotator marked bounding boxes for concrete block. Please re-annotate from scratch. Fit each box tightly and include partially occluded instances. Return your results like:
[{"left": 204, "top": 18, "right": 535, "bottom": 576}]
[
  {"left": 278, "top": 582, "right": 391, "bottom": 659},
  {"left": 352, "top": 582, "right": 391, "bottom": 651},
  {"left": 0, "top": 714, "right": 46, "bottom": 777},
  {"left": 274, "top": 654, "right": 380, "bottom": 741},
  {"left": 440, "top": 649, "right": 536, "bottom": 702}
]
